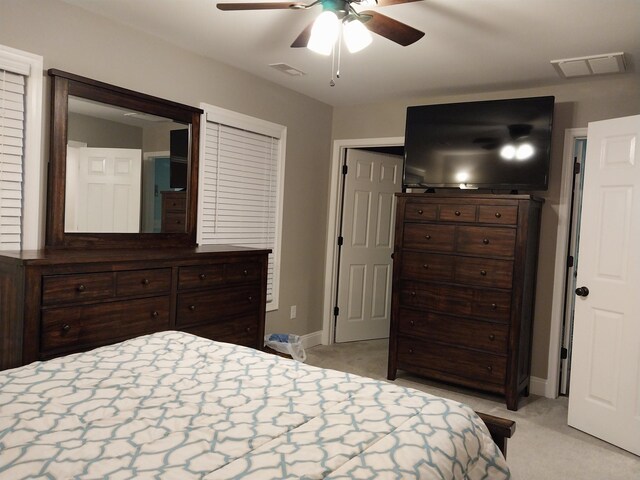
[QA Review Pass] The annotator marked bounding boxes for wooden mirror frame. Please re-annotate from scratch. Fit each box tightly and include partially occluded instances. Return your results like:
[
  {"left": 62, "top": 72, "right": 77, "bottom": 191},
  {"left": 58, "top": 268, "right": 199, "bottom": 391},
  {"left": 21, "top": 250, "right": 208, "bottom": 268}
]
[{"left": 46, "top": 69, "right": 202, "bottom": 249}]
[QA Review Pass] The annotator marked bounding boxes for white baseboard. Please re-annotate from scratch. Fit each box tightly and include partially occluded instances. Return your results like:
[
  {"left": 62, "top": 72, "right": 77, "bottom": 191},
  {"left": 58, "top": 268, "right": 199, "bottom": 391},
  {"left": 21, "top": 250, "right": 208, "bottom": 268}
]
[
  {"left": 529, "top": 376, "right": 554, "bottom": 398},
  {"left": 300, "top": 331, "right": 323, "bottom": 350}
]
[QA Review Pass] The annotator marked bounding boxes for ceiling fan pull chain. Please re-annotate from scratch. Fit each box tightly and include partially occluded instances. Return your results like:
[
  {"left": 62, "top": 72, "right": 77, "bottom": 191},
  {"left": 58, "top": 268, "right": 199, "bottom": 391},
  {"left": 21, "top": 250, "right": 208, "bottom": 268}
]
[
  {"left": 329, "top": 43, "right": 336, "bottom": 86},
  {"left": 336, "top": 28, "right": 342, "bottom": 79}
]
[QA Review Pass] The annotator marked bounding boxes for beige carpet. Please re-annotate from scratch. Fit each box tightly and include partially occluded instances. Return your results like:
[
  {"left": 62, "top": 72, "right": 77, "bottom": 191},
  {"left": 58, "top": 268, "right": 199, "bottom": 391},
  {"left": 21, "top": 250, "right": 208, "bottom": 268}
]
[{"left": 305, "top": 339, "right": 640, "bottom": 480}]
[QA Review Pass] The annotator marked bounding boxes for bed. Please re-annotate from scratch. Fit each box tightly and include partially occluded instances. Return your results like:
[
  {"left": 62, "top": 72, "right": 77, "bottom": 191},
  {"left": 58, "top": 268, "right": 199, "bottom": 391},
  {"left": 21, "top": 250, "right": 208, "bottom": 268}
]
[{"left": 0, "top": 331, "right": 512, "bottom": 479}]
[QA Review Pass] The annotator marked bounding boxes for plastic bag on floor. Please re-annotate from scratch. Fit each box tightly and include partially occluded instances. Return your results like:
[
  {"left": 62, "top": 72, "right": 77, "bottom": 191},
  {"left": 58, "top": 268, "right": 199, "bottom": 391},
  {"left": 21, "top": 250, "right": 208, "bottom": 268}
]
[{"left": 264, "top": 333, "right": 306, "bottom": 362}]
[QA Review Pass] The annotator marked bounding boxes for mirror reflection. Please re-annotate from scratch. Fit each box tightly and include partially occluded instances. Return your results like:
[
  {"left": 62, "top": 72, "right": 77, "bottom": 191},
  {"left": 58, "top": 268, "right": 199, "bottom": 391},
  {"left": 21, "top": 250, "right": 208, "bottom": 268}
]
[{"left": 65, "top": 96, "right": 190, "bottom": 234}]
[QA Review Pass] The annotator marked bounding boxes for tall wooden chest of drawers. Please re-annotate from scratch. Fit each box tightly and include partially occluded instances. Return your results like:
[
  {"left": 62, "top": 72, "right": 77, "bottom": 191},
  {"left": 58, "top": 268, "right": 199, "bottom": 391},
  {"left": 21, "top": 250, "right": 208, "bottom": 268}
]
[
  {"left": 388, "top": 193, "right": 543, "bottom": 410},
  {"left": 0, "top": 245, "right": 269, "bottom": 371}
]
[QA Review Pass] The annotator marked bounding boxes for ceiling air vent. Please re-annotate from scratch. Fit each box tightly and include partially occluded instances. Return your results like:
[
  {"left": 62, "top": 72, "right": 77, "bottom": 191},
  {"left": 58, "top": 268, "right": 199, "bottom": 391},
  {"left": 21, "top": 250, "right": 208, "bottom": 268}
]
[
  {"left": 551, "top": 52, "right": 626, "bottom": 78},
  {"left": 269, "top": 63, "right": 306, "bottom": 76}
]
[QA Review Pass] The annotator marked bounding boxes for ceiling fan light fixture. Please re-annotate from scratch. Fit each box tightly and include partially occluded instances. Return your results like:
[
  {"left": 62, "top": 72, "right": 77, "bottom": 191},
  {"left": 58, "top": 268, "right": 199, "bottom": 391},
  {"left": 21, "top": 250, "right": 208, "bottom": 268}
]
[
  {"left": 343, "top": 18, "right": 372, "bottom": 53},
  {"left": 308, "top": 10, "right": 341, "bottom": 55}
]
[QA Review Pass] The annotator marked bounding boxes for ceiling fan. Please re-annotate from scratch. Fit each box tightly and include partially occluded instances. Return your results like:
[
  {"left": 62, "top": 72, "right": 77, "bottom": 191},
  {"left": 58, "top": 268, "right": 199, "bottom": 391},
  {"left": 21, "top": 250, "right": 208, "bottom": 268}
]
[{"left": 216, "top": 0, "right": 425, "bottom": 54}]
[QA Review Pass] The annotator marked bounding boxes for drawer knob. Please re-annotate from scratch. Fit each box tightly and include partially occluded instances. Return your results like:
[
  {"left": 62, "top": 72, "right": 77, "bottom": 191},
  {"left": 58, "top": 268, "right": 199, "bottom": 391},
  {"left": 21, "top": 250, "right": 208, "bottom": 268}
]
[
  {"left": 480, "top": 270, "right": 487, "bottom": 276},
  {"left": 243, "top": 269, "right": 249, "bottom": 276},
  {"left": 489, "top": 334, "right": 495, "bottom": 341},
  {"left": 408, "top": 348, "right": 414, "bottom": 354},
  {"left": 61, "top": 323, "right": 71, "bottom": 333},
  {"left": 199, "top": 273, "right": 207, "bottom": 280},
  {"left": 410, "top": 320, "right": 415, "bottom": 326},
  {"left": 248, "top": 296, "right": 254, "bottom": 303},
  {"left": 482, "top": 238, "right": 490, "bottom": 245},
  {"left": 491, "top": 303, "right": 498, "bottom": 310},
  {"left": 151, "top": 311, "right": 159, "bottom": 318},
  {"left": 410, "top": 291, "right": 416, "bottom": 297},
  {"left": 495, "top": 212, "right": 502, "bottom": 218},
  {"left": 246, "top": 327, "right": 252, "bottom": 333},
  {"left": 189, "top": 305, "right": 196, "bottom": 311},
  {"left": 454, "top": 210, "right": 461, "bottom": 216},
  {"left": 487, "top": 365, "right": 493, "bottom": 372},
  {"left": 417, "top": 209, "right": 423, "bottom": 215},
  {"left": 142, "top": 278, "right": 150, "bottom": 285},
  {"left": 76, "top": 284, "right": 86, "bottom": 292},
  {"left": 422, "top": 264, "right": 429, "bottom": 270},
  {"left": 425, "top": 234, "right": 431, "bottom": 240}
]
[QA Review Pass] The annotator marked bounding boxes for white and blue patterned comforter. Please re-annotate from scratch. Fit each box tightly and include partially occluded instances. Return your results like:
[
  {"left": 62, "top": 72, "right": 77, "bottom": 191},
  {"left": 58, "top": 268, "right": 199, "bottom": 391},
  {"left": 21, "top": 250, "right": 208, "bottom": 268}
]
[{"left": 0, "top": 331, "right": 510, "bottom": 479}]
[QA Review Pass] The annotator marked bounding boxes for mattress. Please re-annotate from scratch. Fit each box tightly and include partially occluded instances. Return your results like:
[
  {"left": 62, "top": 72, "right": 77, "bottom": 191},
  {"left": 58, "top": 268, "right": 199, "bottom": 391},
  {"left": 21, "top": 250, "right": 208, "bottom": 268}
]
[{"left": 0, "top": 331, "right": 510, "bottom": 479}]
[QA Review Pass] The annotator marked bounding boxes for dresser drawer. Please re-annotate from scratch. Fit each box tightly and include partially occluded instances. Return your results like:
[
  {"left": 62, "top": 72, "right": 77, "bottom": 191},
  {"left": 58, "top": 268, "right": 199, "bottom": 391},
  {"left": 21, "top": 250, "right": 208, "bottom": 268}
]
[
  {"left": 439, "top": 204, "right": 476, "bottom": 222},
  {"left": 404, "top": 203, "right": 437, "bottom": 221},
  {"left": 225, "top": 261, "right": 262, "bottom": 283},
  {"left": 400, "top": 252, "right": 454, "bottom": 282},
  {"left": 400, "top": 281, "right": 473, "bottom": 316},
  {"left": 454, "top": 257, "right": 514, "bottom": 289},
  {"left": 398, "top": 309, "right": 509, "bottom": 354},
  {"left": 403, "top": 223, "right": 455, "bottom": 252},
  {"left": 41, "top": 297, "right": 170, "bottom": 353},
  {"left": 178, "top": 264, "right": 225, "bottom": 290},
  {"left": 163, "top": 212, "right": 186, "bottom": 232},
  {"left": 400, "top": 281, "right": 511, "bottom": 322},
  {"left": 456, "top": 226, "right": 516, "bottom": 257},
  {"left": 478, "top": 205, "right": 518, "bottom": 225},
  {"left": 176, "top": 286, "right": 259, "bottom": 328},
  {"left": 42, "top": 273, "right": 114, "bottom": 306},
  {"left": 164, "top": 194, "right": 186, "bottom": 212},
  {"left": 116, "top": 268, "right": 171, "bottom": 296},
  {"left": 397, "top": 338, "right": 507, "bottom": 385},
  {"left": 184, "top": 315, "right": 258, "bottom": 348},
  {"left": 472, "top": 290, "right": 512, "bottom": 322}
]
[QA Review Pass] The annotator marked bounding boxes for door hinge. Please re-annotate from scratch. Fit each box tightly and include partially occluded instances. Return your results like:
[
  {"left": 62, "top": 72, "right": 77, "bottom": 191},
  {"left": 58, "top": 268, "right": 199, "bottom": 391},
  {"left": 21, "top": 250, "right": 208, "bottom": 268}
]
[
  {"left": 342, "top": 164, "right": 348, "bottom": 175},
  {"left": 337, "top": 236, "right": 344, "bottom": 246},
  {"left": 567, "top": 255, "right": 574, "bottom": 268},
  {"left": 561, "top": 347, "right": 568, "bottom": 360},
  {"left": 574, "top": 160, "right": 581, "bottom": 175},
  {"left": 333, "top": 306, "right": 340, "bottom": 317}
]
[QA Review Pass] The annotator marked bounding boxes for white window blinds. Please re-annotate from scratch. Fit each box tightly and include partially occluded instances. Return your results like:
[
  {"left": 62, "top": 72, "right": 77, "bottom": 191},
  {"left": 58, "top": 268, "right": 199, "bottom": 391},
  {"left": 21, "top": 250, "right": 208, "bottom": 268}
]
[
  {"left": 199, "top": 108, "right": 285, "bottom": 309},
  {"left": 0, "top": 69, "right": 26, "bottom": 250}
]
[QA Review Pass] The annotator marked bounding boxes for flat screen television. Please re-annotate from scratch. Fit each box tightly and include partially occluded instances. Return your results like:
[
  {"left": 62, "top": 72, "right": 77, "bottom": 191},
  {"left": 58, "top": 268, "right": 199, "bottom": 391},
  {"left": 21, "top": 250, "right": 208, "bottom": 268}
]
[
  {"left": 170, "top": 128, "right": 189, "bottom": 189},
  {"left": 403, "top": 96, "right": 555, "bottom": 191}
]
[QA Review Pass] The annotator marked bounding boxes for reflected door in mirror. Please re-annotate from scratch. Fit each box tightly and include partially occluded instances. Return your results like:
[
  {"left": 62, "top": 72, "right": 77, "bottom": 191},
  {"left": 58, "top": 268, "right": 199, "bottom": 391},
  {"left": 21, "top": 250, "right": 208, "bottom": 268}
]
[{"left": 65, "top": 146, "right": 141, "bottom": 232}]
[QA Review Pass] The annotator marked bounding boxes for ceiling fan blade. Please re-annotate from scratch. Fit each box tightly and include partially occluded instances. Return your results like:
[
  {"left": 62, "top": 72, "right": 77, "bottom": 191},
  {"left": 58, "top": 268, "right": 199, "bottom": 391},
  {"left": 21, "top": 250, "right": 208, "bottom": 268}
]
[
  {"left": 291, "top": 22, "right": 314, "bottom": 48},
  {"left": 217, "top": 2, "right": 306, "bottom": 11},
  {"left": 360, "top": 10, "right": 424, "bottom": 46},
  {"left": 374, "top": 0, "right": 424, "bottom": 7}
]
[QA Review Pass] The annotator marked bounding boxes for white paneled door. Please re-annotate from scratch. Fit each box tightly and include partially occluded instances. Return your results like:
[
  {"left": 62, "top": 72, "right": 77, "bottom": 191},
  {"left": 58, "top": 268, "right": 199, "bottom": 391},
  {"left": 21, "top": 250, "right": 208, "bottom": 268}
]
[
  {"left": 65, "top": 147, "right": 142, "bottom": 233},
  {"left": 568, "top": 115, "right": 640, "bottom": 455},
  {"left": 336, "top": 149, "right": 403, "bottom": 343}
]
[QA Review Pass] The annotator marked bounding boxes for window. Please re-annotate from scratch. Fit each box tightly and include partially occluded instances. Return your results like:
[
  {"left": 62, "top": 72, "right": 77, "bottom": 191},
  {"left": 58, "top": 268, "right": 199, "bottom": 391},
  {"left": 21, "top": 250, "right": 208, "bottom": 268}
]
[
  {"left": 198, "top": 104, "right": 286, "bottom": 311},
  {"left": 0, "top": 45, "right": 43, "bottom": 250}
]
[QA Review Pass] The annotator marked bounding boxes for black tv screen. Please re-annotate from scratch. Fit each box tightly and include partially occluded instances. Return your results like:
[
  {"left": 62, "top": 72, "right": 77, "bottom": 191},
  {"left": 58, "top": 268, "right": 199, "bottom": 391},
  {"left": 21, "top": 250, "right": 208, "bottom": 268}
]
[
  {"left": 170, "top": 128, "right": 189, "bottom": 189},
  {"left": 404, "top": 96, "right": 554, "bottom": 191}
]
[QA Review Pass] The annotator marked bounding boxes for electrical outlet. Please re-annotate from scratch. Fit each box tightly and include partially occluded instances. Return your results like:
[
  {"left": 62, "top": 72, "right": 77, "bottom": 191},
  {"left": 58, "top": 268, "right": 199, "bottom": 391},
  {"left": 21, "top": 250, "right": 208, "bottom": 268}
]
[{"left": 290, "top": 305, "right": 297, "bottom": 319}]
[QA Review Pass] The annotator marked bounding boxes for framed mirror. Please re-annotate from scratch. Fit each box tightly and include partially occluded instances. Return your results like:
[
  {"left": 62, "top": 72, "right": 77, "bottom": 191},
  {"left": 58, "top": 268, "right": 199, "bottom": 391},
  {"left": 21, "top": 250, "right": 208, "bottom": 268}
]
[{"left": 47, "top": 70, "right": 202, "bottom": 248}]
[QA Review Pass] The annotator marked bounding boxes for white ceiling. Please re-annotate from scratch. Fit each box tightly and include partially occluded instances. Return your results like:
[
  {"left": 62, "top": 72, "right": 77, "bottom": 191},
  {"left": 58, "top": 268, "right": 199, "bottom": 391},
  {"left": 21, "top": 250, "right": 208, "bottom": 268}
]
[{"left": 63, "top": 0, "right": 640, "bottom": 107}]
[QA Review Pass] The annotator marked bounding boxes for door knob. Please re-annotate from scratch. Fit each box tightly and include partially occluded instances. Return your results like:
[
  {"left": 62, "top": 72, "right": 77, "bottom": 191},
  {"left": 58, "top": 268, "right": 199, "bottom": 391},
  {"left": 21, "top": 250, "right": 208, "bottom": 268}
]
[{"left": 575, "top": 286, "right": 590, "bottom": 297}]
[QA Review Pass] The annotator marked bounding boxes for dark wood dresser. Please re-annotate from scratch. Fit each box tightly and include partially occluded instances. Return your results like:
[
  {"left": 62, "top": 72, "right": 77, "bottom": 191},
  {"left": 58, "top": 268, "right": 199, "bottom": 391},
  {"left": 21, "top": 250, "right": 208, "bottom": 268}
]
[
  {"left": 161, "top": 191, "right": 187, "bottom": 233},
  {"left": 388, "top": 193, "right": 543, "bottom": 410},
  {"left": 0, "top": 245, "right": 269, "bottom": 371}
]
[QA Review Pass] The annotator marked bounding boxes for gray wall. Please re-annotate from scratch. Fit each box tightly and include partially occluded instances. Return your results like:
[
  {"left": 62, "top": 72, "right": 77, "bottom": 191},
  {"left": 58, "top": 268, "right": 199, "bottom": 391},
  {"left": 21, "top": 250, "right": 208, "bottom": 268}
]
[
  {"left": 332, "top": 75, "right": 640, "bottom": 380},
  {"left": 0, "top": 0, "right": 333, "bottom": 337},
  {"left": 68, "top": 112, "right": 143, "bottom": 148}
]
